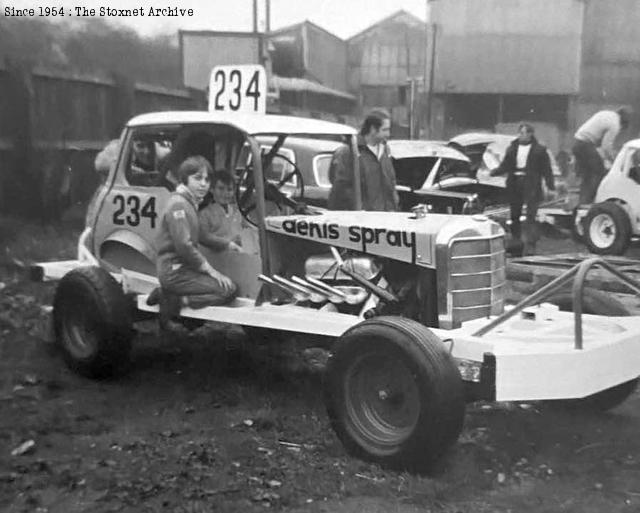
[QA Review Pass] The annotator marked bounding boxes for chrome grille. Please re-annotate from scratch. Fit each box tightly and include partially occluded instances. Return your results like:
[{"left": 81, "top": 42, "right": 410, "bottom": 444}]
[{"left": 444, "top": 234, "right": 505, "bottom": 327}]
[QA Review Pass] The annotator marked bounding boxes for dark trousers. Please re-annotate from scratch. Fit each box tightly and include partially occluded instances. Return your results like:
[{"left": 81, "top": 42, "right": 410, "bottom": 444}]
[
  {"left": 509, "top": 175, "right": 539, "bottom": 243},
  {"left": 160, "top": 266, "right": 237, "bottom": 310},
  {"left": 572, "top": 139, "right": 605, "bottom": 204}
]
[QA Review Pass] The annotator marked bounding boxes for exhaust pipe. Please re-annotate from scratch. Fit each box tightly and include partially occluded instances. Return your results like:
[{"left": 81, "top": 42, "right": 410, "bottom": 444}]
[
  {"left": 272, "top": 275, "right": 325, "bottom": 303},
  {"left": 258, "top": 274, "right": 308, "bottom": 302}
]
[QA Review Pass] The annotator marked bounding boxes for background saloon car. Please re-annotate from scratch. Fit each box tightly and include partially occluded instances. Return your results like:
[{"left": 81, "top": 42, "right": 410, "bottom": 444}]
[{"left": 254, "top": 136, "right": 499, "bottom": 213}]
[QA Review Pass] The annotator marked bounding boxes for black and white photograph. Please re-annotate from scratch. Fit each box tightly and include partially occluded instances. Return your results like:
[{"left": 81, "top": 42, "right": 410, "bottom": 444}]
[{"left": 1, "top": 0, "right": 640, "bottom": 511}]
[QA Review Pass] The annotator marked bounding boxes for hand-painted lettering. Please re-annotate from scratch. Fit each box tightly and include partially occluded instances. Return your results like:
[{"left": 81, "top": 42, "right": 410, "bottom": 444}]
[
  {"left": 280, "top": 218, "right": 416, "bottom": 258},
  {"left": 348, "top": 226, "right": 361, "bottom": 243}
]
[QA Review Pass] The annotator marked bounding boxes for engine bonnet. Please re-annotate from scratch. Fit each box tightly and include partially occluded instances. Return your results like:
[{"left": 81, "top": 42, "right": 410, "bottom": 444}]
[{"left": 265, "top": 210, "right": 504, "bottom": 268}]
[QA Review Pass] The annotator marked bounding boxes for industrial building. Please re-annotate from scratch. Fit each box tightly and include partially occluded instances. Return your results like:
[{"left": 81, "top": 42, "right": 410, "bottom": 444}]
[
  {"left": 179, "top": 0, "right": 640, "bottom": 151},
  {"left": 429, "top": 0, "right": 640, "bottom": 151}
]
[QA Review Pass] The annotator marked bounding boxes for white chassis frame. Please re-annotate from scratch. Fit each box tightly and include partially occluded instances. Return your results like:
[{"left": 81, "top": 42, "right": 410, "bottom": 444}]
[{"left": 36, "top": 228, "right": 640, "bottom": 404}]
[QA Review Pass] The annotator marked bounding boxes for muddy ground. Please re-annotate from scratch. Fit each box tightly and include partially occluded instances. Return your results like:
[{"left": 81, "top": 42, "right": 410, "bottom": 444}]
[{"left": 2, "top": 217, "right": 640, "bottom": 513}]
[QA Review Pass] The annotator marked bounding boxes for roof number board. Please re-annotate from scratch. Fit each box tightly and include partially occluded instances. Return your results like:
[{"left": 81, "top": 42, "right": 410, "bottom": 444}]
[{"left": 208, "top": 65, "right": 267, "bottom": 115}]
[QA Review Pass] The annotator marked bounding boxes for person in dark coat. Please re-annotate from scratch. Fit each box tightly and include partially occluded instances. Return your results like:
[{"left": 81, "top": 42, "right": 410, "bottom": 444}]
[
  {"left": 491, "top": 123, "right": 555, "bottom": 253},
  {"left": 328, "top": 112, "right": 398, "bottom": 211}
]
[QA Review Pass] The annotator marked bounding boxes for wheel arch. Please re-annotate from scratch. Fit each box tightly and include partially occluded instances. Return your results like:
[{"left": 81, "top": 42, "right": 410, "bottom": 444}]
[{"left": 99, "top": 230, "right": 156, "bottom": 275}]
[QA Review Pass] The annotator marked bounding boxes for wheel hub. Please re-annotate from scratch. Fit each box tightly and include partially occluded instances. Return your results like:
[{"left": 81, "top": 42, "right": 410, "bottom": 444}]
[
  {"left": 589, "top": 213, "right": 616, "bottom": 248},
  {"left": 344, "top": 352, "right": 420, "bottom": 453}
]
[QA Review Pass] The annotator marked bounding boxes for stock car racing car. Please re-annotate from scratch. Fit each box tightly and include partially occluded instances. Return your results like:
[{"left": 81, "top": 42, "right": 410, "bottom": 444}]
[{"left": 30, "top": 69, "right": 640, "bottom": 472}]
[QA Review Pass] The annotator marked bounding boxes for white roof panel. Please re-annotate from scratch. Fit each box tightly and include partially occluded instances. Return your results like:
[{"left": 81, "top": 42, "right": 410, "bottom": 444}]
[
  {"left": 127, "top": 111, "right": 357, "bottom": 136},
  {"left": 388, "top": 139, "right": 470, "bottom": 161}
]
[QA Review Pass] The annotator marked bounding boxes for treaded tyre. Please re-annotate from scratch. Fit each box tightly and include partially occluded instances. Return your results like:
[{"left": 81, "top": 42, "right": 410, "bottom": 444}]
[
  {"left": 546, "top": 290, "right": 638, "bottom": 411},
  {"left": 324, "top": 316, "right": 464, "bottom": 472},
  {"left": 53, "top": 266, "right": 133, "bottom": 379},
  {"left": 583, "top": 202, "right": 631, "bottom": 255}
]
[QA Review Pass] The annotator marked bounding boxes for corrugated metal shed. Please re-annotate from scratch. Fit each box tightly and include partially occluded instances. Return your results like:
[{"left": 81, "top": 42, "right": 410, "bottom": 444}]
[
  {"left": 347, "top": 10, "right": 427, "bottom": 88},
  {"left": 431, "top": 0, "right": 583, "bottom": 94},
  {"left": 580, "top": 0, "right": 640, "bottom": 106},
  {"left": 270, "top": 21, "right": 348, "bottom": 93}
]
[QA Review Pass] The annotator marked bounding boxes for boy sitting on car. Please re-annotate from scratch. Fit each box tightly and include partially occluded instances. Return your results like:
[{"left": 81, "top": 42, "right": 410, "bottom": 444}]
[{"left": 198, "top": 170, "right": 244, "bottom": 253}]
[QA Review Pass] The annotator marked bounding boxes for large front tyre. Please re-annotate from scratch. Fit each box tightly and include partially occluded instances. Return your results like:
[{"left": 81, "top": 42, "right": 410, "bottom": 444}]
[
  {"left": 324, "top": 317, "right": 465, "bottom": 472},
  {"left": 53, "top": 266, "right": 134, "bottom": 379},
  {"left": 583, "top": 202, "right": 631, "bottom": 255}
]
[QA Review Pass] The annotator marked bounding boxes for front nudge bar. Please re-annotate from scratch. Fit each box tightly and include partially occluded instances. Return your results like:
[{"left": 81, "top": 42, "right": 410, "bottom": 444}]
[{"left": 472, "top": 257, "right": 640, "bottom": 349}]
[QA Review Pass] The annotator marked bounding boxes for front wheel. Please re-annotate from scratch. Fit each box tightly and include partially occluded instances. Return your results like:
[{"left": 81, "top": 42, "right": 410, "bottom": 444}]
[
  {"left": 583, "top": 202, "right": 631, "bottom": 255},
  {"left": 324, "top": 316, "right": 464, "bottom": 472},
  {"left": 53, "top": 266, "right": 133, "bottom": 379}
]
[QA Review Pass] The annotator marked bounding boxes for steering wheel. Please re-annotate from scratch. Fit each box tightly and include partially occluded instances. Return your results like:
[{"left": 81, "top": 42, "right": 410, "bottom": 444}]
[{"left": 236, "top": 153, "right": 305, "bottom": 226}]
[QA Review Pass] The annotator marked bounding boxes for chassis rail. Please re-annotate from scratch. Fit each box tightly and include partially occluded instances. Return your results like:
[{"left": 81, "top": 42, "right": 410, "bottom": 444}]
[{"left": 473, "top": 257, "right": 640, "bottom": 349}]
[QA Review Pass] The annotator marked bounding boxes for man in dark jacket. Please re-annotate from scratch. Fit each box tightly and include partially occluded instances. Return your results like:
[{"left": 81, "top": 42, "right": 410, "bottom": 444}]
[
  {"left": 491, "top": 123, "right": 554, "bottom": 253},
  {"left": 328, "top": 112, "right": 398, "bottom": 211}
]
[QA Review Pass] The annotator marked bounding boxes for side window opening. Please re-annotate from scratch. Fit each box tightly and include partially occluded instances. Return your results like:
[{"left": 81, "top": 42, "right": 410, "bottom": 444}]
[{"left": 125, "top": 128, "right": 177, "bottom": 188}]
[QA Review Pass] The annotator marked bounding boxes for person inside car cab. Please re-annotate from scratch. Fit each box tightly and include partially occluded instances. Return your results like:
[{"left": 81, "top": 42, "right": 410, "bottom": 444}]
[
  {"left": 131, "top": 138, "right": 156, "bottom": 174},
  {"left": 198, "top": 170, "right": 243, "bottom": 253},
  {"left": 128, "top": 137, "right": 159, "bottom": 186},
  {"left": 148, "top": 156, "right": 237, "bottom": 327}
]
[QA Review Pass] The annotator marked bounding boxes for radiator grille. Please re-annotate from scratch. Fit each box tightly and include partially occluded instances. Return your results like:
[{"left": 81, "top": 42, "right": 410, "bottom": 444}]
[{"left": 449, "top": 235, "right": 505, "bottom": 324}]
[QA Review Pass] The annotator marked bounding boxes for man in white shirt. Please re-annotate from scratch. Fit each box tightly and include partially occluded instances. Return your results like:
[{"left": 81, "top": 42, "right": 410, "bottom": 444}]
[
  {"left": 573, "top": 108, "right": 631, "bottom": 203},
  {"left": 491, "top": 123, "right": 554, "bottom": 255}
]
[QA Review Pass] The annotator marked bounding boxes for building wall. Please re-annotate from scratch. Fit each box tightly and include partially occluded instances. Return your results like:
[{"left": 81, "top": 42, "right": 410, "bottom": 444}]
[
  {"left": 348, "top": 19, "right": 427, "bottom": 91},
  {"left": 180, "top": 32, "right": 262, "bottom": 90},
  {"left": 271, "top": 23, "right": 348, "bottom": 93},
  {"left": 577, "top": 0, "right": 640, "bottom": 136},
  {"left": 431, "top": 0, "right": 583, "bottom": 94},
  {"left": 304, "top": 24, "right": 348, "bottom": 92}
]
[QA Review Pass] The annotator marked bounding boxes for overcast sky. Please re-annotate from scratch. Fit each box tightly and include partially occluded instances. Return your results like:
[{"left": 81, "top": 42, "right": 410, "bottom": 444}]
[{"left": 5, "top": 0, "right": 427, "bottom": 39}]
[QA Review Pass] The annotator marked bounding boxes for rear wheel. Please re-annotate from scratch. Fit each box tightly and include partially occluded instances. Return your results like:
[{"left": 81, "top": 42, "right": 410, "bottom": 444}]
[
  {"left": 53, "top": 266, "right": 133, "bottom": 379},
  {"left": 324, "top": 316, "right": 464, "bottom": 472},
  {"left": 546, "top": 290, "right": 638, "bottom": 411},
  {"left": 583, "top": 202, "right": 631, "bottom": 255}
]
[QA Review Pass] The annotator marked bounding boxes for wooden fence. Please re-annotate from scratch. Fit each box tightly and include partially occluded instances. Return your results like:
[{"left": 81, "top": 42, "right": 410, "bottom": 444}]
[{"left": 0, "top": 59, "right": 205, "bottom": 219}]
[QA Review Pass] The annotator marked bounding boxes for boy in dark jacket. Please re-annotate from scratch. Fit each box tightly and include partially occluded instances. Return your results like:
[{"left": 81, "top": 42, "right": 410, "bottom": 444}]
[{"left": 491, "top": 123, "right": 554, "bottom": 254}]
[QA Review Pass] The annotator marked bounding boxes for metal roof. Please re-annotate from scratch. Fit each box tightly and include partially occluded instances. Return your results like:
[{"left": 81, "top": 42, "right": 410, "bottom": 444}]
[
  {"left": 388, "top": 140, "right": 470, "bottom": 161},
  {"left": 272, "top": 76, "right": 356, "bottom": 101},
  {"left": 127, "top": 111, "right": 357, "bottom": 136}
]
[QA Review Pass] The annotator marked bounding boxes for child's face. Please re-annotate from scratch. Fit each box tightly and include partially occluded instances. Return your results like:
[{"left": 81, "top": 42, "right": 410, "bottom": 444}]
[
  {"left": 186, "top": 168, "right": 211, "bottom": 201},
  {"left": 213, "top": 180, "right": 234, "bottom": 206}
]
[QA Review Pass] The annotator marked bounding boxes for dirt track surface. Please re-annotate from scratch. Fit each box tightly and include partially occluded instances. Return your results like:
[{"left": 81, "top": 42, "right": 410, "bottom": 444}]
[{"left": 2, "top": 219, "right": 640, "bottom": 512}]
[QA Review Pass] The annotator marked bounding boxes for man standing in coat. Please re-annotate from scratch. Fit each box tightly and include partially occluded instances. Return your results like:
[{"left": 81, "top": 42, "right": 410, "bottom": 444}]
[
  {"left": 491, "top": 123, "right": 554, "bottom": 254},
  {"left": 328, "top": 112, "right": 399, "bottom": 211}
]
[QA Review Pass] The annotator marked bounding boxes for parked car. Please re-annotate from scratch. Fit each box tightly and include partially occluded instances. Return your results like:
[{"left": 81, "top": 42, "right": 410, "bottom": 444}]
[
  {"left": 252, "top": 137, "right": 502, "bottom": 213},
  {"left": 388, "top": 139, "right": 507, "bottom": 213},
  {"left": 577, "top": 138, "right": 640, "bottom": 255}
]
